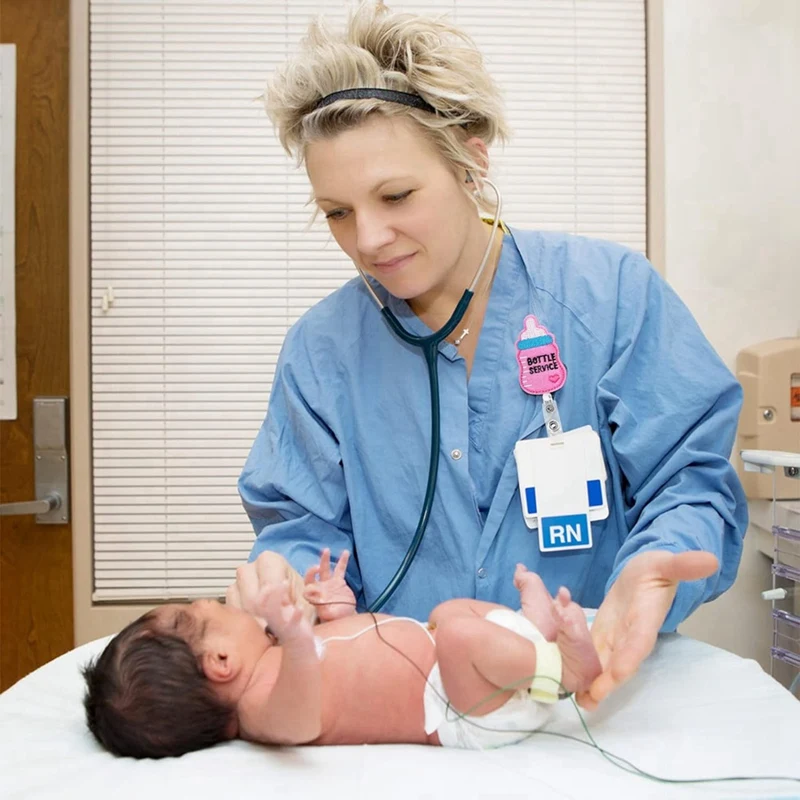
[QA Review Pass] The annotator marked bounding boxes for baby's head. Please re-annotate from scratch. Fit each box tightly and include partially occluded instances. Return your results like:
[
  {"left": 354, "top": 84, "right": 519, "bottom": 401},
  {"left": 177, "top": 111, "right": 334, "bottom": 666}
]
[{"left": 83, "top": 598, "right": 270, "bottom": 758}]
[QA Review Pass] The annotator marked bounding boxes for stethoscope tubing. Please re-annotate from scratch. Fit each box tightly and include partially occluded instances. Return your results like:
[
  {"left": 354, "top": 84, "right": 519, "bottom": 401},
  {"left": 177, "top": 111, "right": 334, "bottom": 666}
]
[{"left": 364, "top": 181, "right": 503, "bottom": 612}]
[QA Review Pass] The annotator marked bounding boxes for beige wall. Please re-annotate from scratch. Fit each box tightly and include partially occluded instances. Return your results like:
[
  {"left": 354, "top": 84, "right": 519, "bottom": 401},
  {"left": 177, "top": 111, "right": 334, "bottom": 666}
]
[{"left": 664, "top": 0, "right": 800, "bottom": 668}]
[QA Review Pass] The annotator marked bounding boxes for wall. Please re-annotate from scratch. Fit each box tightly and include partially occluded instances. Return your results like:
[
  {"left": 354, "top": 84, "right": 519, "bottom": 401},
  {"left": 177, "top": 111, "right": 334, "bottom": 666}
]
[{"left": 663, "top": 0, "right": 800, "bottom": 669}]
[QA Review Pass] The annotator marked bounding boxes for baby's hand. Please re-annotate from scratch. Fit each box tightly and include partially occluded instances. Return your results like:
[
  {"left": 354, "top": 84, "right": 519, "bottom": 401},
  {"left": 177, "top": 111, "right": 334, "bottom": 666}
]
[
  {"left": 303, "top": 549, "right": 357, "bottom": 622},
  {"left": 226, "top": 551, "right": 316, "bottom": 625},
  {"left": 258, "top": 582, "right": 314, "bottom": 645}
]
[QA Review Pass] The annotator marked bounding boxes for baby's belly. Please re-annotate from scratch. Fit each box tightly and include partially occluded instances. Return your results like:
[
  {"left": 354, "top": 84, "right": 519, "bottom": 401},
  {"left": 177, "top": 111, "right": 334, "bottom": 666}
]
[{"left": 313, "top": 616, "right": 439, "bottom": 746}]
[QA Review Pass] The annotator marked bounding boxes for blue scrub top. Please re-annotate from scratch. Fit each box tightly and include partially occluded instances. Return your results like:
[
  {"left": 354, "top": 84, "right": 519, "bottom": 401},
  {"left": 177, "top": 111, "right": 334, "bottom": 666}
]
[{"left": 239, "top": 227, "right": 748, "bottom": 630}]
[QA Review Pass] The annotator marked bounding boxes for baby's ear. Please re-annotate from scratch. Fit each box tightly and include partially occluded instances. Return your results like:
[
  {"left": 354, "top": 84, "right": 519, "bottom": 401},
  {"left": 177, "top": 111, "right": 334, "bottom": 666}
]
[{"left": 201, "top": 647, "right": 240, "bottom": 684}]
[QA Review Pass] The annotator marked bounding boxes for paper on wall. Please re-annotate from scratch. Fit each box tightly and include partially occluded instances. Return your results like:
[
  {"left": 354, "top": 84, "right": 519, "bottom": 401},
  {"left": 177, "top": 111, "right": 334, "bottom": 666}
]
[{"left": 0, "top": 45, "right": 16, "bottom": 421}]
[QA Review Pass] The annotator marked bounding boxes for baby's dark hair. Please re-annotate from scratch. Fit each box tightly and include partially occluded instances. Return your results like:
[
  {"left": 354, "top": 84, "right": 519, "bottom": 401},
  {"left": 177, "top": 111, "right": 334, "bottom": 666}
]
[{"left": 82, "top": 609, "right": 235, "bottom": 759}]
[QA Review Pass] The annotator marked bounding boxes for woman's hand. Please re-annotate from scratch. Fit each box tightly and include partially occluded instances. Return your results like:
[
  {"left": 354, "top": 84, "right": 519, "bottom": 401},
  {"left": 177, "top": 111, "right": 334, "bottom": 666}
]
[
  {"left": 576, "top": 550, "right": 719, "bottom": 711},
  {"left": 303, "top": 548, "right": 357, "bottom": 621},
  {"left": 226, "top": 551, "right": 316, "bottom": 624}
]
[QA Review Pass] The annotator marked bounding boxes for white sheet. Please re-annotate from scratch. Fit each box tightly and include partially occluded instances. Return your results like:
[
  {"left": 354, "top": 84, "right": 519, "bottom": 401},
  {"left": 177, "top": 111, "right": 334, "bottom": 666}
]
[{"left": 1, "top": 633, "right": 799, "bottom": 800}]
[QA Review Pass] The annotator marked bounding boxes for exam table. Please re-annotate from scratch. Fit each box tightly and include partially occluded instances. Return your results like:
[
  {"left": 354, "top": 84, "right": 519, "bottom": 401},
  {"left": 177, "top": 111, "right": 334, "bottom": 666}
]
[{"left": 1, "top": 630, "right": 799, "bottom": 799}]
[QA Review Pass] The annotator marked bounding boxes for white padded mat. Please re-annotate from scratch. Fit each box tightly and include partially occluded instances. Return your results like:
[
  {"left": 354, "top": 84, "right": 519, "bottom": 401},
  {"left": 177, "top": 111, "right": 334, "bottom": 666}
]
[{"left": 1, "top": 633, "right": 799, "bottom": 800}]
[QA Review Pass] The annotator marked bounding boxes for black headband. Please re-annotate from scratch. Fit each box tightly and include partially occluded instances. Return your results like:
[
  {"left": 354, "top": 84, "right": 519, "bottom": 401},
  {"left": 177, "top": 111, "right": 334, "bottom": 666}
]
[{"left": 312, "top": 88, "right": 437, "bottom": 114}]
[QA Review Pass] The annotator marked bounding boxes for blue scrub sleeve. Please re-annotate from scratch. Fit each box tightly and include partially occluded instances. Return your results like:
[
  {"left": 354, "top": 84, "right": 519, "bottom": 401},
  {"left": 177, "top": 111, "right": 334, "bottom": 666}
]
[
  {"left": 597, "top": 253, "right": 748, "bottom": 632},
  {"left": 238, "top": 345, "right": 364, "bottom": 608}
]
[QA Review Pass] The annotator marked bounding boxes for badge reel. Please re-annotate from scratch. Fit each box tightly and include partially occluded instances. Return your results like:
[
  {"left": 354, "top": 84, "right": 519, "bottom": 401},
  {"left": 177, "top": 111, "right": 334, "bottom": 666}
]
[{"left": 512, "top": 315, "right": 608, "bottom": 553}]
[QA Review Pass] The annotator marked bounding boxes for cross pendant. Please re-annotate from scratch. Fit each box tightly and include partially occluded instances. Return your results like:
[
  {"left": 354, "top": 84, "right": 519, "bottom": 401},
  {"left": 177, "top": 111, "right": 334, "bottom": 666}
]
[{"left": 454, "top": 328, "right": 470, "bottom": 347}]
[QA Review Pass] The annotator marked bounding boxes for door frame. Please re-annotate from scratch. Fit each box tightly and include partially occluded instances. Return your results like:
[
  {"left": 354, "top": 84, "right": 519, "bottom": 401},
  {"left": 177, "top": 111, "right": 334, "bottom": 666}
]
[{"left": 70, "top": 0, "right": 149, "bottom": 644}]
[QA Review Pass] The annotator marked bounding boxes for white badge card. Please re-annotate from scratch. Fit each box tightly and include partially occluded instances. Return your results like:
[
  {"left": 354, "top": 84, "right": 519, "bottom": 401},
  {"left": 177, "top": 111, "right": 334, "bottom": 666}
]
[
  {"left": 514, "top": 426, "right": 608, "bottom": 552},
  {"left": 578, "top": 426, "right": 609, "bottom": 523}
]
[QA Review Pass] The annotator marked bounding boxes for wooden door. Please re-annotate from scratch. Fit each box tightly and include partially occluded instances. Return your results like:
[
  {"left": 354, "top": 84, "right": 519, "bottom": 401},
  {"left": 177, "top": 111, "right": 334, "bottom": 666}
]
[{"left": 0, "top": 0, "right": 72, "bottom": 691}]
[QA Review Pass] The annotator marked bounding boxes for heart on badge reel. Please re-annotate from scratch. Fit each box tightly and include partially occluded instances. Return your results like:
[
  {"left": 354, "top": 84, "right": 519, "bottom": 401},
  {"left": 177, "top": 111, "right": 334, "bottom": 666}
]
[{"left": 515, "top": 315, "right": 567, "bottom": 395}]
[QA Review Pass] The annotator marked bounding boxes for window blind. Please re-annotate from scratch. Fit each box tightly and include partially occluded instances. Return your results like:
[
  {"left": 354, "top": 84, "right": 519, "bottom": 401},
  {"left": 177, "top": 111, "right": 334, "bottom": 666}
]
[{"left": 90, "top": 0, "right": 646, "bottom": 601}]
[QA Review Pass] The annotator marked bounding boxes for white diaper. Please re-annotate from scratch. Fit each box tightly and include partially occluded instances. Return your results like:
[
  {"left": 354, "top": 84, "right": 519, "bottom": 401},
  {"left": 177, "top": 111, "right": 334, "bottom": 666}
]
[{"left": 423, "top": 609, "right": 561, "bottom": 750}]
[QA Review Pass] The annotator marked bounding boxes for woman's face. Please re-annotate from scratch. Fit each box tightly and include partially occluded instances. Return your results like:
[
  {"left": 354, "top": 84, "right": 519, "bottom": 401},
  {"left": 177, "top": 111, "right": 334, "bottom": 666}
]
[{"left": 306, "top": 115, "right": 481, "bottom": 302}]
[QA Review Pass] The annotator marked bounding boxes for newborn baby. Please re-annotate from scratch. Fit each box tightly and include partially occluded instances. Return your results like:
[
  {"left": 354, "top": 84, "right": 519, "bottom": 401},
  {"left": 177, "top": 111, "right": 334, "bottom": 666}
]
[{"left": 83, "top": 557, "right": 601, "bottom": 758}]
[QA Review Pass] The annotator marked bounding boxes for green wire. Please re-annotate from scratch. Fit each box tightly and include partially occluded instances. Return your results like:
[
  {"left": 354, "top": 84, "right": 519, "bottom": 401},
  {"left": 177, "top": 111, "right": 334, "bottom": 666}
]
[
  {"left": 440, "top": 672, "right": 800, "bottom": 786},
  {"left": 310, "top": 601, "right": 800, "bottom": 787},
  {"left": 362, "top": 610, "right": 800, "bottom": 788}
]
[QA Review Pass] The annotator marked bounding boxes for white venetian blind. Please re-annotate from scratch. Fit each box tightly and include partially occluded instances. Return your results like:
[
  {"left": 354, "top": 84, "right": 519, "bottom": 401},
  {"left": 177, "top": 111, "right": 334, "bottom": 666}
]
[{"left": 90, "top": 0, "right": 646, "bottom": 601}]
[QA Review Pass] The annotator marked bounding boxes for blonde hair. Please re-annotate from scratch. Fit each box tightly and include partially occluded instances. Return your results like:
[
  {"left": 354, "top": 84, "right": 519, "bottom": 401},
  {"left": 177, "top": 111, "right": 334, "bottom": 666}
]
[{"left": 263, "top": 2, "right": 510, "bottom": 212}]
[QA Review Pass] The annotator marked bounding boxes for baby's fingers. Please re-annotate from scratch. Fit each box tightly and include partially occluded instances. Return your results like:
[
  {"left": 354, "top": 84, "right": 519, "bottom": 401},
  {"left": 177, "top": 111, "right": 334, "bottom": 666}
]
[
  {"left": 303, "top": 584, "right": 323, "bottom": 603},
  {"left": 255, "top": 586, "right": 276, "bottom": 623},
  {"left": 333, "top": 550, "right": 350, "bottom": 579},
  {"left": 225, "top": 582, "right": 241, "bottom": 609},
  {"left": 258, "top": 581, "right": 289, "bottom": 615},
  {"left": 318, "top": 548, "right": 332, "bottom": 581},
  {"left": 304, "top": 564, "right": 321, "bottom": 585}
]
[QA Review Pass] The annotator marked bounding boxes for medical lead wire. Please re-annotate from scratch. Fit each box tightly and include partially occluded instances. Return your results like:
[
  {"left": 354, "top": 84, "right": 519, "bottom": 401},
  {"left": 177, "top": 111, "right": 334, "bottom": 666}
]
[{"left": 314, "top": 599, "right": 800, "bottom": 789}]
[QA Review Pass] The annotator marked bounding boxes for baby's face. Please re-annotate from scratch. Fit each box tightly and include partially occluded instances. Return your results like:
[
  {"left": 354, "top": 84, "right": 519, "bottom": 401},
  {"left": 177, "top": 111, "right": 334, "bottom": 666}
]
[
  {"left": 194, "top": 598, "right": 267, "bottom": 640},
  {"left": 155, "top": 599, "right": 270, "bottom": 664}
]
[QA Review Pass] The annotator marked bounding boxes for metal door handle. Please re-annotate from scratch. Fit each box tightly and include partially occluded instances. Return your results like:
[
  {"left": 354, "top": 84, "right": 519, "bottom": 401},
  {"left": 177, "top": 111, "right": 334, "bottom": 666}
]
[
  {"left": 1, "top": 398, "right": 70, "bottom": 524},
  {"left": 0, "top": 492, "right": 62, "bottom": 517}
]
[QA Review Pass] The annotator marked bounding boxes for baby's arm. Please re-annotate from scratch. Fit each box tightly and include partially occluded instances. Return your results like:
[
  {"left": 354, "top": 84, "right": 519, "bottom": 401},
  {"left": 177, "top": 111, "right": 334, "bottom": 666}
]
[{"left": 239, "top": 583, "right": 323, "bottom": 746}]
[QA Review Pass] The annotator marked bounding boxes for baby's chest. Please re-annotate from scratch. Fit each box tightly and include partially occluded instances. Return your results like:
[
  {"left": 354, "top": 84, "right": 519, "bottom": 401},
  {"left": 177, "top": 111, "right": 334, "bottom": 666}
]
[
  {"left": 318, "top": 634, "right": 435, "bottom": 744},
  {"left": 324, "top": 628, "right": 435, "bottom": 701}
]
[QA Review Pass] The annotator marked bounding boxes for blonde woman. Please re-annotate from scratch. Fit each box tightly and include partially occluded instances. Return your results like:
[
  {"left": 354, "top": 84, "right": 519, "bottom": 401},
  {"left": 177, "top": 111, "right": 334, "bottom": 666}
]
[{"left": 231, "top": 3, "right": 746, "bottom": 711}]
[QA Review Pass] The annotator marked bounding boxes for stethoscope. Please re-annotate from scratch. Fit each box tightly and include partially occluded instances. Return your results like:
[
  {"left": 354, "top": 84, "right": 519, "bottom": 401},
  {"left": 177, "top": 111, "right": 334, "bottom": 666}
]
[{"left": 356, "top": 179, "right": 503, "bottom": 612}]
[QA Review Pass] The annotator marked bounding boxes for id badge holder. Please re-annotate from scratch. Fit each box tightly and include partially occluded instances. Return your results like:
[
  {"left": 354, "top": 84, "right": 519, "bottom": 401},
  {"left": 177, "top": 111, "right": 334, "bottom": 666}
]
[
  {"left": 512, "top": 314, "right": 608, "bottom": 552},
  {"left": 514, "top": 425, "right": 609, "bottom": 547}
]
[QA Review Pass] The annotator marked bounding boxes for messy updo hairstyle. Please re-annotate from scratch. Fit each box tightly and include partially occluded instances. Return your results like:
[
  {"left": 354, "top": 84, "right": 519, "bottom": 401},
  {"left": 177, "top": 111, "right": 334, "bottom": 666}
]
[{"left": 264, "top": 2, "right": 510, "bottom": 212}]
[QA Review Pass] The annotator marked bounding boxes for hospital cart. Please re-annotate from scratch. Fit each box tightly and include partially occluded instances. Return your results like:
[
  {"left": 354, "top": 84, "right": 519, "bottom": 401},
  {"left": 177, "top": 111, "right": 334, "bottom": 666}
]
[{"left": 741, "top": 449, "right": 800, "bottom": 696}]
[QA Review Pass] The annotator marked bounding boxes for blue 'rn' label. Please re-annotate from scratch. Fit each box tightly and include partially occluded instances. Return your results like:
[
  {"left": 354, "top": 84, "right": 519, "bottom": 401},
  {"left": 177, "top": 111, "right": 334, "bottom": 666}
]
[{"left": 540, "top": 513, "right": 592, "bottom": 551}]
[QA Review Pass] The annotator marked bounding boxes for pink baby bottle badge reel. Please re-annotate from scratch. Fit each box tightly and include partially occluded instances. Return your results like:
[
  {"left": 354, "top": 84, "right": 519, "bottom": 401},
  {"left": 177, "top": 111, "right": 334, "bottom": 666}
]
[{"left": 515, "top": 315, "right": 567, "bottom": 396}]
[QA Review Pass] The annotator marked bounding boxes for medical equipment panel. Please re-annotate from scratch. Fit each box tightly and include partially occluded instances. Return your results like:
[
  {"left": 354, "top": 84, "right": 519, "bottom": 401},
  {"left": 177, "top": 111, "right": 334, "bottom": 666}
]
[
  {"left": 736, "top": 338, "right": 800, "bottom": 499},
  {"left": 742, "top": 450, "right": 800, "bottom": 694}
]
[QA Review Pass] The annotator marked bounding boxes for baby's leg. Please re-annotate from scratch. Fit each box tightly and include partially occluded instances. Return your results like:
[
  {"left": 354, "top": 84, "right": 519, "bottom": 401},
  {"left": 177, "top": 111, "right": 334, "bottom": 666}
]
[
  {"left": 515, "top": 566, "right": 601, "bottom": 693},
  {"left": 428, "top": 598, "right": 507, "bottom": 630},
  {"left": 434, "top": 616, "right": 538, "bottom": 717}
]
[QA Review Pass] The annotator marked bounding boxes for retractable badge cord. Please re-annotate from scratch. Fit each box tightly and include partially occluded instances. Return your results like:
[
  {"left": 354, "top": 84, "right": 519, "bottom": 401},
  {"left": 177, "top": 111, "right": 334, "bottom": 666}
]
[{"left": 513, "top": 315, "right": 608, "bottom": 553}]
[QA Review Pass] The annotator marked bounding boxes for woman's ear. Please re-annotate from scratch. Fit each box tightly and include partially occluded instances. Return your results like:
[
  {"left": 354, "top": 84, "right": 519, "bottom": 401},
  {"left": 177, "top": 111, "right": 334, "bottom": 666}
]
[
  {"left": 201, "top": 644, "right": 241, "bottom": 684},
  {"left": 465, "top": 136, "right": 490, "bottom": 179}
]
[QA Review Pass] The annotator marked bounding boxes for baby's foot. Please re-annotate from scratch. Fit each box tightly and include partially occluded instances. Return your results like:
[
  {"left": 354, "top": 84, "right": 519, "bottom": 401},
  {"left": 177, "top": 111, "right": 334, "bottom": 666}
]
[
  {"left": 514, "top": 564, "right": 559, "bottom": 642},
  {"left": 553, "top": 591, "right": 602, "bottom": 695}
]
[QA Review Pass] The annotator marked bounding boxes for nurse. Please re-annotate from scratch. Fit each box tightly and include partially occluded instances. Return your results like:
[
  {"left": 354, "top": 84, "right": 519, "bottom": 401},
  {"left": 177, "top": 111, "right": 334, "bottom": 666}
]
[{"left": 231, "top": 4, "right": 747, "bottom": 709}]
